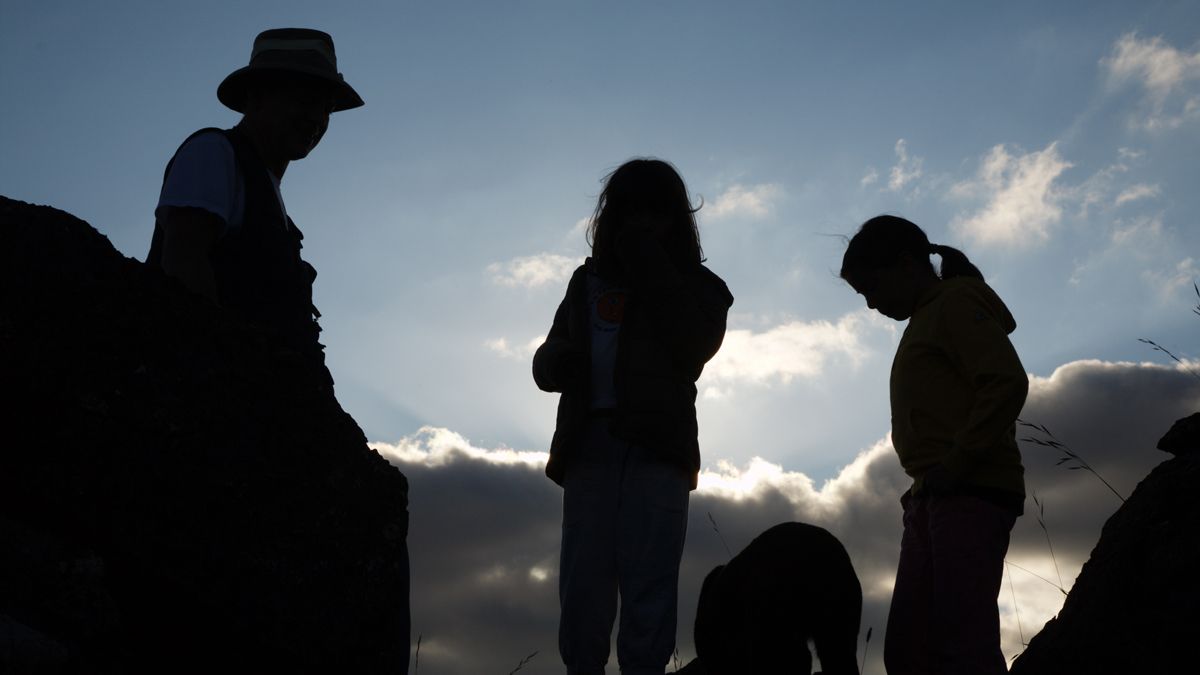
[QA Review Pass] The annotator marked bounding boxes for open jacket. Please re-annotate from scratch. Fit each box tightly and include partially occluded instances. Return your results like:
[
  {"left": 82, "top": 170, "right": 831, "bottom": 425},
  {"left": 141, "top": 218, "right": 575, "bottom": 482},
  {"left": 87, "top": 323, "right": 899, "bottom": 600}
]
[{"left": 533, "top": 254, "right": 733, "bottom": 489}]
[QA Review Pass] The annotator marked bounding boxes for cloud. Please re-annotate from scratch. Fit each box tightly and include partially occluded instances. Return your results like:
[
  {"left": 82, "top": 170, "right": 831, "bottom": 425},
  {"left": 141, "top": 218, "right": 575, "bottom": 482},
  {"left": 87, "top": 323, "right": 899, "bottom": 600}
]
[
  {"left": 699, "top": 310, "right": 891, "bottom": 396},
  {"left": 705, "top": 183, "right": 783, "bottom": 221},
  {"left": 887, "top": 139, "right": 924, "bottom": 192},
  {"left": 488, "top": 253, "right": 579, "bottom": 289},
  {"left": 1103, "top": 32, "right": 1200, "bottom": 129},
  {"left": 860, "top": 167, "right": 880, "bottom": 188},
  {"left": 1070, "top": 212, "right": 1197, "bottom": 302},
  {"left": 950, "top": 142, "right": 1073, "bottom": 248},
  {"left": 1113, "top": 183, "right": 1161, "bottom": 206},
  {"left": 1142, "top": 256, "right": 1199, "bottom": 300},
  {"left": 484, "top": 335, "right": 545, "bottom": 361},
  {"left": 373, "top": 425, "right": 548, "bottom": 469},
  {"left": 375, "top": 359, "right": 1199, "bottom": 673}
]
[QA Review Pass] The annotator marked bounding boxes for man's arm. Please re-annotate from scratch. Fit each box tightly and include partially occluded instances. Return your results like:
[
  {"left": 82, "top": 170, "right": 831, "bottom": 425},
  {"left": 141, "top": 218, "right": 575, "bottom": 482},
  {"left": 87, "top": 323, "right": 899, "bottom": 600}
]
[{"left": 158, "top": 206, "right": 223, "bottom": 303}]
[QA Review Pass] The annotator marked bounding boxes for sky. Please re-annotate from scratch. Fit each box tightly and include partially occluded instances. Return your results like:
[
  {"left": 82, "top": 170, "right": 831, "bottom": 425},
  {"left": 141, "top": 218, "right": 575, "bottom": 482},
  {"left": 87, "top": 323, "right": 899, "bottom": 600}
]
[{"left": 3, "top": 0, "right": 1199, "bottom": 672}]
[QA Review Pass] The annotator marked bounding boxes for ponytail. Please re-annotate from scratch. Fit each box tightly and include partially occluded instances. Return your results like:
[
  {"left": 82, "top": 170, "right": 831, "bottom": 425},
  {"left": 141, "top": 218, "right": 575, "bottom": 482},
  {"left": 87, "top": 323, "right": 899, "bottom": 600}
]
[{"left": 929, "top": 243, "right": 984, "bottom": 281}]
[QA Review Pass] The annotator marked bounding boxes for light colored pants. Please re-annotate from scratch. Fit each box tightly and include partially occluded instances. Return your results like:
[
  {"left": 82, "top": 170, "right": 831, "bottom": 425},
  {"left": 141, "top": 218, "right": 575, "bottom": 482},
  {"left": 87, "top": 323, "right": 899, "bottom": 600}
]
[
  {"left": 884, "top": 493, "right": 1018, "bottom": 675},
  {"left": 558, "top": 419, "right": 690, "bottom": 675}
]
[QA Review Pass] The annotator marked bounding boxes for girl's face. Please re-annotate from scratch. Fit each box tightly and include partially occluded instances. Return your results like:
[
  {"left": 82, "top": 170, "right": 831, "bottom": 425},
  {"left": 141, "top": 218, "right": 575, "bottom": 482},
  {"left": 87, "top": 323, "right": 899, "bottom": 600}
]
[{"left": 849, "top": 256, "right": 926, "bottom": 321}]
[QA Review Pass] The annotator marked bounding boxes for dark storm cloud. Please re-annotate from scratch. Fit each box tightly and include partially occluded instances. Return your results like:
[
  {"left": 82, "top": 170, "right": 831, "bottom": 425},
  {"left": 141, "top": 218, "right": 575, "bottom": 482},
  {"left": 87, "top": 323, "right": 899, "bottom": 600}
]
[{"left": 373, "top": 360, "right": 1199, "bottom": 674}]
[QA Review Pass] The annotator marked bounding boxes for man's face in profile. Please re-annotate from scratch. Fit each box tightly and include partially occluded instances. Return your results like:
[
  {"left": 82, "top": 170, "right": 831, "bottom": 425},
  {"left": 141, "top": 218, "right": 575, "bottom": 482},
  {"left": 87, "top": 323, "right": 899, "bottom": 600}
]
[{"left": 245, "top": 74, "right": 336, "bottom": 160}]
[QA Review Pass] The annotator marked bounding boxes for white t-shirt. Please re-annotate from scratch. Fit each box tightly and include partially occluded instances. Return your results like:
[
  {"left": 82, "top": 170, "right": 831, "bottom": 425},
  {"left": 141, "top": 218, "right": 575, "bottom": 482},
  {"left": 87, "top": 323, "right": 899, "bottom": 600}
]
[
  {"left": 588, "top": 272, "right": 627, "bottom": 409},
  {"left": 155, "top": 131, "right": 288, "bottom": 231}
]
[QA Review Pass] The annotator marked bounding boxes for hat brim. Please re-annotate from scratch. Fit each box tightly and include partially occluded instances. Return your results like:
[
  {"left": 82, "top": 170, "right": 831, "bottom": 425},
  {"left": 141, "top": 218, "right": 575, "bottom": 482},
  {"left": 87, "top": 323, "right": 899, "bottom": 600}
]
[{"left": 217, "top": 66, "right": 364, "bottom": 113}]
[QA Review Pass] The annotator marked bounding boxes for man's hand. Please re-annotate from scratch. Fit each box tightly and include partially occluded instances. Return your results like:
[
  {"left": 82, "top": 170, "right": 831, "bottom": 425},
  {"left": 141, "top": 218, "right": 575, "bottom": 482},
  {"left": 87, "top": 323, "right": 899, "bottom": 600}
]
[{"left": 158, "top": 207, "right": 222, "bottom": 303}]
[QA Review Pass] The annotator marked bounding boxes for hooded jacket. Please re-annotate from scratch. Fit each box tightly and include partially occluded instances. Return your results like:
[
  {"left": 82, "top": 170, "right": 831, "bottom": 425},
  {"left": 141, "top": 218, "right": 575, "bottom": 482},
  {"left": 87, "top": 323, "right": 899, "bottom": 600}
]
[
  {"left": 533, "top": 249, "right": 733, "bottom": 490},
  {"left": 890, "top": 276, "right": 1028, "bottom": 503}
]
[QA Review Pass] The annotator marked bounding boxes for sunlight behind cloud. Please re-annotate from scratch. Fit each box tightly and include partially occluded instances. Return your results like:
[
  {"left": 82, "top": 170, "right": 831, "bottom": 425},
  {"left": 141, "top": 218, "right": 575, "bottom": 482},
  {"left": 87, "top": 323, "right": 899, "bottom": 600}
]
[
  {"left": 887, "top": 139, "right": 923, "bottom": 193},
  {"left": 485, "top": 335, "right": 545, "bottom": 360},
  {"left": 371, "top": 426, "right": 548, "bottom": 469},
  {"left": 1113, "top": 183, "right": 1160, "bottom": 206},
  {"left": 488, "top": 253, "right": 579, "bottom": 289},
  {"left": 951, "top": 142, "right": 1072, "bottom": 248},
  {"left": 1103, "top": 32, "right": 1200, "bottom": 130},
  {"left": 705, "top": 183, "right": 783, "bottom": 221},
  {"left": 699, "top": 310, "right": 888, "bottom": 396}
]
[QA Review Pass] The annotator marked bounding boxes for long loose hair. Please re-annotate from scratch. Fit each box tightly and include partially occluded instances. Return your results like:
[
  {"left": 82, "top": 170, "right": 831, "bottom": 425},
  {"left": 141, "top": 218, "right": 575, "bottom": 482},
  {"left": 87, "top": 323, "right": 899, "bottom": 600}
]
[{"left": 587, "top": 158, "right": 705, "bottom": 270}]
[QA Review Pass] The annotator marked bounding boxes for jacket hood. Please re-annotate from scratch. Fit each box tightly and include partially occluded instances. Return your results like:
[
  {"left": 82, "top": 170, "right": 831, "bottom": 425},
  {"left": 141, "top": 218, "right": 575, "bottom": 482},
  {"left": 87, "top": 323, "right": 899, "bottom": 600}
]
[{"left": 917, "top": 277, "right": 1017, "bottom": 334}]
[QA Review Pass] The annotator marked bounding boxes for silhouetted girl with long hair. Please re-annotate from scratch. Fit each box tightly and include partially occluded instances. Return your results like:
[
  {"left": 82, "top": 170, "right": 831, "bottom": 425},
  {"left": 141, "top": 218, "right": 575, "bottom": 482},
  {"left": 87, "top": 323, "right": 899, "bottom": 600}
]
[
  {"left": 534, "top": 159, "right": 733, "bottom": 675},
  {"left": 841, "top": 215, "right": 1027, "bottom": 675}
]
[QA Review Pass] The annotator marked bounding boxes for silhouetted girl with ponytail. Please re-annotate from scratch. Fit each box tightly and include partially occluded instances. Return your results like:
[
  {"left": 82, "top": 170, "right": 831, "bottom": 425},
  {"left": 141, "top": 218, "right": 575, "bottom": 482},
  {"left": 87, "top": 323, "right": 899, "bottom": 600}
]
[
  {"left": 534, "top": 158, "right": 733, "bottom": 675},
  {"left": 841, "top": 215, "right": 1027, "bottom": 675}
]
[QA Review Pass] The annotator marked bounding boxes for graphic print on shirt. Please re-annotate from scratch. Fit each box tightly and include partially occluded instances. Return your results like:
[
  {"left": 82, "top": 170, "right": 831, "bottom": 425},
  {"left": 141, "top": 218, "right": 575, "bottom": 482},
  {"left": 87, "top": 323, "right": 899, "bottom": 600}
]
[{"left": 588, "top": 273, "right": 627, "bottom": 410}]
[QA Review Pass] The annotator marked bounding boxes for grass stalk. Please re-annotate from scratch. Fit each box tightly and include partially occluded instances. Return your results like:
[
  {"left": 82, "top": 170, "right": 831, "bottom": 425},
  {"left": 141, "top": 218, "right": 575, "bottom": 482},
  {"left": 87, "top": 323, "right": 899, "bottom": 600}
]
[
  {"left": 413, "top": 633, "right": 421, "bottom": 675},
  {"left": 707, "top": 511, "right": 733, "bottom": 560},
  {"left": 1005, "top": 561, "right": 1026, "bottom": 662},
  {"left": 506, "top": 650, "right": 538, "bottom": 675},
  {"left": 1003, "top": 559, "right": 1067, "bottom": 594},
  {"left": 1018, "top": 420, "right": 1125, "bottom": 503},
  {"left": 1031, "top": 493, "right": 1064, "bottom": 592},
  {"left": 860, "top": 626, "right": 872, "bottom": 675}
]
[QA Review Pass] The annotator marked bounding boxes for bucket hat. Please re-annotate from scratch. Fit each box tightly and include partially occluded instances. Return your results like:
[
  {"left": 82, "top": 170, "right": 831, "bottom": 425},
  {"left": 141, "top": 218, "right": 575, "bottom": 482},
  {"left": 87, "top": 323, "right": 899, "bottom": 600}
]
[{"left": 217, "top": 28, "right": 364, "bottom": 113}]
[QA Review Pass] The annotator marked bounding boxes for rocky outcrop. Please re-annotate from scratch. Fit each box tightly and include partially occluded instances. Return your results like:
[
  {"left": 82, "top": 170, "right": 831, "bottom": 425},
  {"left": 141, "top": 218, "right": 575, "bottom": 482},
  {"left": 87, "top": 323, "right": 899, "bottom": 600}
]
[
  {"left": 1008, "top": 413, "right": 1200, "bottom": 674},
  {"left": 0, "top": 197, "right": 409, "bottom": 673}
]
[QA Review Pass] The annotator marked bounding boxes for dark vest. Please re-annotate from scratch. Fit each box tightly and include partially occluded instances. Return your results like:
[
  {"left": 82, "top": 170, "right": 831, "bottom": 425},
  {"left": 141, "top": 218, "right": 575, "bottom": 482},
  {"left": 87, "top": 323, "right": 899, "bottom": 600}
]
[{"left": 147, "top": 127, "right": 324, "bottom": 363}]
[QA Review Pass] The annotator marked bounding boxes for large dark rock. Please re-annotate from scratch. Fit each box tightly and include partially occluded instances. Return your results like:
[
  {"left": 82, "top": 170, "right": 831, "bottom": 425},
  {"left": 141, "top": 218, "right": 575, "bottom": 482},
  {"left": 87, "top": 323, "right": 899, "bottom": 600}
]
[
  {"left": 0, "top": 197, "right": 409, "bottom": 673},
  {"left": 1009, "top": 416, "right": 1200, "bottom": 674},
  {"left": 1157, "top": 412, "right": 1200, "bottom": 456}
]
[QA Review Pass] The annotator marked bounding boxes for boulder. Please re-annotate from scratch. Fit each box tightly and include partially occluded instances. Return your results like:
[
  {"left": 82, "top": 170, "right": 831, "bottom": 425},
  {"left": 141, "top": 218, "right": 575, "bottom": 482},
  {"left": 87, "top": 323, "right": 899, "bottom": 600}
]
[
  {"left": 0, "top": 196, "right": 410, "bottom": 673},
  {"left": 1009, "top": 415, "right": 1200, "bottom": 674}
]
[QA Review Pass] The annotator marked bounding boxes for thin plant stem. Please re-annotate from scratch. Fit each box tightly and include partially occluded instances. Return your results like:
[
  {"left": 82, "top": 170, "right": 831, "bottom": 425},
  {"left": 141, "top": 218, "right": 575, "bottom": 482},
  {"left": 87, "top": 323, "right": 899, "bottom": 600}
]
[
  {"left": 707, "top": 511, "right": 733, "bottom": 560},
  {"left": 1032, "top": 493, "right": 1064, "bottom": 591},
  {"left": 860, "top": 626, "right": 873, "bottom": 675},
  {"left": 1003, "top": 559, "right": 1067, "bottom": 594},
  {"left": 1138, "top": 338, "right": 1200, "bottom": 381},
  {"left": 413, "top": 634, "right": 421, "bottom": 675},
  {"left": 507, "top": 650, "right": 538, "bottom": 675},
  {"left": 1005, "top": 561, "right": 1026, "bottom": 660},
  {"left": 1018, "top": 420, "right": 1126, "bottom": 503}
]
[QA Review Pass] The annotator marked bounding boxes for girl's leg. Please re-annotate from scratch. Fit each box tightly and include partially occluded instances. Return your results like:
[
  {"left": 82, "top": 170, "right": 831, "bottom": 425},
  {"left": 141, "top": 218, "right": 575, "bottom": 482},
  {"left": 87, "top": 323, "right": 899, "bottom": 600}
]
[
  {"left": 884, "top": 493, "right": 934, "bottom": 675},
  {"left": 559, "top": 422, "right": 624, "bottom": 675},
  {"left": 928, "top": 495, "right": 1016, "bottom": 675},
  {"left": 614, "top": 443, "right": 690, "bottom": 675}
]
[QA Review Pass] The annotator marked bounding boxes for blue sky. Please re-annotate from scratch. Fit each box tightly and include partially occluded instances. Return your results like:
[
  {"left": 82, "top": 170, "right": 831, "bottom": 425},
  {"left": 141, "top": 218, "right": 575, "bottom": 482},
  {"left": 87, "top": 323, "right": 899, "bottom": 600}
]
[{"left": 4, "top": 1, "right": 1199, "bottom": 671}]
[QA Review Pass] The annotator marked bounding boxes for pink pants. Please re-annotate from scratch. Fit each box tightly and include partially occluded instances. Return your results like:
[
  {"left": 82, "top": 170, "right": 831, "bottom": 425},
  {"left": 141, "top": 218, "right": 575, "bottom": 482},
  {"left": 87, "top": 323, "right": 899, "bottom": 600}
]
[{"left": 884, "top": 493, "right": 1017, "bottom": 675}]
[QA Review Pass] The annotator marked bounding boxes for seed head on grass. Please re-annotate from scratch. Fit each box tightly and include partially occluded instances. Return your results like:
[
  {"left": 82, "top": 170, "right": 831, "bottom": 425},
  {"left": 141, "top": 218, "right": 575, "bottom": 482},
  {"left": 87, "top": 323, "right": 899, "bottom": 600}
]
[
  {"left": 1138, "top": 280, "right": 1200, "bottom": 381},
  {"left": 1018, "top": 420, "right": 1125, "bottom": 503},
  {"left": 860, "top": 626, "right": 872, "bottom": 675}
]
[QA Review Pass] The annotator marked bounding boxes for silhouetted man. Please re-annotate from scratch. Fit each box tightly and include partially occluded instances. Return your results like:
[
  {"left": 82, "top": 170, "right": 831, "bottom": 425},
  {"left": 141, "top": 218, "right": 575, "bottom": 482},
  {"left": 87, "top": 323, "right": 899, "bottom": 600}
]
[
  {"left": 147, "top": 28, "right": 360, "bottom": 383},
  {"left": 145, "top": 28, "right": 410, "bottom": 672}
]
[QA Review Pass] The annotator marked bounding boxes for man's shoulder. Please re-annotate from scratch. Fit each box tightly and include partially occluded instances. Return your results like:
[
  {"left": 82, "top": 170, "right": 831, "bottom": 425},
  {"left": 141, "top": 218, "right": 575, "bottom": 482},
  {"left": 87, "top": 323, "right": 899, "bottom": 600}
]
[{"left": 174, "top": 128, "right": 234, "bottom": 161}]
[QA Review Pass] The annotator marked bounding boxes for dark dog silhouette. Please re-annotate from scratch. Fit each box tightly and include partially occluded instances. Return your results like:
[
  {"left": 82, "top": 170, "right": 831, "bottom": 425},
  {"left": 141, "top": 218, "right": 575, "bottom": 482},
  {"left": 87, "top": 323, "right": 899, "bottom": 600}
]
[{"left": 684, "top": 522, "right": 862, "bottom": 675}]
